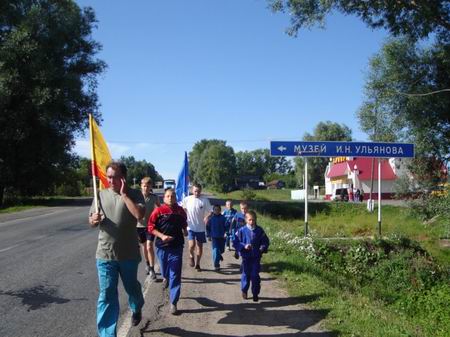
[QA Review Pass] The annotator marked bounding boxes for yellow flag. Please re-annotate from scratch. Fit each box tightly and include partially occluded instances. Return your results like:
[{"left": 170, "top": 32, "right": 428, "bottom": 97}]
[{"left": 89, "top": 114, "right": 112, "bottom": 189}]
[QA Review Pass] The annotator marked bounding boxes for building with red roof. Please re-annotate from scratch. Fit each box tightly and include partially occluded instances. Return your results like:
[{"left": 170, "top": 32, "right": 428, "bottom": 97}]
[{"left": 324, "top": 157, "right": 410, "bottom": 200}]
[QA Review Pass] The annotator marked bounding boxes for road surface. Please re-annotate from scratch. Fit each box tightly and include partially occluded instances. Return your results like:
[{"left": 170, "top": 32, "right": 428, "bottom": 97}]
[{"left": 0, "top": 203, "right": 148, "bottom": 337}]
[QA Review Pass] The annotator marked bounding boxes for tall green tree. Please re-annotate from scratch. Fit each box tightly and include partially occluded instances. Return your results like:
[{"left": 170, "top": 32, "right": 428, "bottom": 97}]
[
  {"left": 358, "top": 37, "right": 450, "bottom": 186},
  {"left": 0, "top": 0, "right": 105, "bottom": 204},
  {"left": 269, "top": 0, "right": 450, "bottom": 189},
  {"left": 195, "top": 143, "right": 237, "bottom": 192},
  {"left": 236, "top": 149, "right": 291, "bottom": 177},
  {"left": 295, "top": 121, "right": 352, "bottom": 187},
  {"left": 189, "top": 139, "right": 227, "bottom": 184},
  {"left": 119, "top": 156, "right": 163, "bottom": 187},
  {"left": 268, "top": 0, "right": 450, "bottom": 40}
]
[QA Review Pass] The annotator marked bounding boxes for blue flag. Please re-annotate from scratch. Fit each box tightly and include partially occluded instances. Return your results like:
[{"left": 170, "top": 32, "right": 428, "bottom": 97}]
[{"left": 176, "top": 151, "right": 189, "bottom": 204}]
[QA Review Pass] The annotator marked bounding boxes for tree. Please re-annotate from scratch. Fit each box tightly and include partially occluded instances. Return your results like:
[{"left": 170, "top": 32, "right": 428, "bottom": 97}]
[
  {"left": 195, "top": 143, "right": 237, "bottom": 192},
  {"left": 0, "top": 0, "right": 105, "bottom": 204},
  {"left": 236, "top": 149, "right": 292, "bottom": 177},
  {"left": 269, "top": 0, "right": 450, "bottom": 190},
  {"left": 358, "top": 37, "right": 450, "bottom": 187},
  {"left": 119, "top": 156, "right": 163, "bottom": 187},
  {"left": 189, "top": 139, "right": 227, "bottom": 184},
  {"left": 295, "top": 121, "right": 352, "bottom": 187},
  {"left": 358, "top": 38, "right": 449, "bottom": 154},
  {"left": 268, "top": 0, "right": 450, "bottom": 40}
]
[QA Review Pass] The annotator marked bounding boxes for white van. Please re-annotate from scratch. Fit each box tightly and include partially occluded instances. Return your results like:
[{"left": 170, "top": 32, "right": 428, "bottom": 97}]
[{"left": 163, "top": 179, "right": 176, "bottom": 190}]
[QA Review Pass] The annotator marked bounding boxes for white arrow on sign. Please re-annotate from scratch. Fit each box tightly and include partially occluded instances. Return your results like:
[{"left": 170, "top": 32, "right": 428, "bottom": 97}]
[{"left": 277, "top": 145, "right": 287, "bottom": 152}]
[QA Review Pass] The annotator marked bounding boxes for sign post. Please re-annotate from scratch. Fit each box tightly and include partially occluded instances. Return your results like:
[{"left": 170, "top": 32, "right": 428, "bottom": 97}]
[
  {"left": 270, "top": 141, "right": 414, "bottom": 237},
  {"left": 378, "top": 159, "right": 382, "bottom": 236},
  {"left": 304, "top": 158, "right": 308, "bottom": 236}
]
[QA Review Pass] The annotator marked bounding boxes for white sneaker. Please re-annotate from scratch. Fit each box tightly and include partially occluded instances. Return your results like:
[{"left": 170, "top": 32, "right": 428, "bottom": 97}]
[{"left": 170, "top": 303, "right": 178, "bottom": 315}]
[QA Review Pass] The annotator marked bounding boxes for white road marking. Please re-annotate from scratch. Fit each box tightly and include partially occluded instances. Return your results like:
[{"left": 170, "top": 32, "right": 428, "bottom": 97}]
[
  {"left": 0, "top": 244, "right": 21, "bottom": 253},
  {"left": 0, "top": 208, "right": 76, "bottom": 227}
]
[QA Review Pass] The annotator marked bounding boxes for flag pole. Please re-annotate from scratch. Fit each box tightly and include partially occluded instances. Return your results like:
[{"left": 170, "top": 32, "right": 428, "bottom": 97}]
[{"left": 89, "top": 114, "right": 99, "bottom": 212}]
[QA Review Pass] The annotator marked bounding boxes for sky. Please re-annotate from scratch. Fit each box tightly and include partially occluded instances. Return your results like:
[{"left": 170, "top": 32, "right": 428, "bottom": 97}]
[{"left": 74, "top": 0, "right": 388, "bottom": 180}]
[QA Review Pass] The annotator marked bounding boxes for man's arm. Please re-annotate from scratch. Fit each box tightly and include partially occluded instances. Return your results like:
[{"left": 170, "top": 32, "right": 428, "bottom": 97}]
[{"left": 120, "top": 178, "right": 145, "bottom": 220}]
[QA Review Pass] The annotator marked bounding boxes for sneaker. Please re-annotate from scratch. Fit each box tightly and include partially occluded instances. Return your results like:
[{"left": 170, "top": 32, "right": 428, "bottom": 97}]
[
  {"left": 227, "top": 247, "right": 232, "bottom": 251},
  {"left": 148, "top": 269, "right": 157, "bottom": 280},
  {"left": 170, "top": 303, "right": 178, "bottom": 315},
  {"left": 253, "top": 295, "right": 259, "bottom": 302},
  {"left": 131, "top": 311, "right": 142, "bottom": 326},
  {"left": 195, "top": 264, "right": 201, "bottom": 272},
  {"left": 234, "top": 252, "right": 239, "bottom": 259},
  {"left": 189, "top": 256, "right": 195, "bottom": 267},
  {"left": 162, "top": 278, "right": 168, "bottom": 289},
  {"left": 214, "top": 266, "right": 220, "bottom": 271},
  {"left": 241, "top": 292, "right": 248, "bottom": 299}
]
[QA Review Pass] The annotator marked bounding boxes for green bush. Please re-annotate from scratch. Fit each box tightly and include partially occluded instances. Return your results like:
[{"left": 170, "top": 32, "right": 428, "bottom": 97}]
[{"left": 241, "top": 188, "right": 256, "bottom": 201}]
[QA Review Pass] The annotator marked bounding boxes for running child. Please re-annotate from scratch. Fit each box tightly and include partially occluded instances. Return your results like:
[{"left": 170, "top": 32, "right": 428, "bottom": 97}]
[
  {"left": 233, "top": 210, "right": 269, "bottom": 302},
  {"left": 206, "top": 205, "right": 227, "bottom": 270}
]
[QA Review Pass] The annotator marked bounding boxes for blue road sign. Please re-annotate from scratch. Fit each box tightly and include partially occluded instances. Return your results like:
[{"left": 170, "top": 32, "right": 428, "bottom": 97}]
[{"left": 270, "top": 141, "right": 414, "bottom": 158}]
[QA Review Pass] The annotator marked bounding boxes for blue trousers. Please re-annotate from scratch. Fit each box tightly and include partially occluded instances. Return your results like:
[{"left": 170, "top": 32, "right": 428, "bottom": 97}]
[
  {"left": 211, "top": 238, "right": 225, "bottom": 267},
  {"left": 156, "top": 246, "right": 183, "bottom": 304},
  {"left": 96, "top": 259, "right": 144, "bottom": 337},
  {"left": 241, "top": 257, "right": 261, "bottom": 296}
]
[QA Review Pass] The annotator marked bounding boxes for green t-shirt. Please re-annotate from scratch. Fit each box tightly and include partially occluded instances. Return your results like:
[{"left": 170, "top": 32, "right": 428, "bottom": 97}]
[
  {"left": 137, "top": 193, "right": 160, "bottom": 228},
  {"left": 90, "top": 188, "right": 145, "bottom": 261}
]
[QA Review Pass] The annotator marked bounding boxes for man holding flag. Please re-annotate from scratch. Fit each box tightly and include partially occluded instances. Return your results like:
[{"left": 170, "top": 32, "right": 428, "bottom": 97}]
[{"left": 88, "top": 115, "right": 145, "bottom": 336}]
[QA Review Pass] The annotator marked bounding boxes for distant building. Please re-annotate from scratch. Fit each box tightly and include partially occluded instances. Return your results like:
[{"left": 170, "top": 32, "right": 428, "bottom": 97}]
[
  {"left": 324, "top": 157, "right": 411, "bottom": 200},
  {"left": 234, "top": 175, "right": 264, "bottom": 189},
  {"left": 266, "top": 180, "right": 285, "bottom": 190}
]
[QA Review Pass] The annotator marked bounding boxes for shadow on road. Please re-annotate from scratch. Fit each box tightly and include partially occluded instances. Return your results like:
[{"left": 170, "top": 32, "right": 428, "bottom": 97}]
[
  {"left": 143, "top": 295, "right": 337, "bottom": 336},
  {"left": 0, "top": 284, "right": 86, "bottom": 311}
]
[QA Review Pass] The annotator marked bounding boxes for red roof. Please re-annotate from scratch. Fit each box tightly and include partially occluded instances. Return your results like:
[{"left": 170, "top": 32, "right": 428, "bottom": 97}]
[
  {"left": 348, "top": 158, "right": 396, "bottom": 180},
  {"left": 327, "top": 158, "right": 396, "bottom": 180},
  {"left": 327, "top": 162, "right": 348, "bottom": 178}
]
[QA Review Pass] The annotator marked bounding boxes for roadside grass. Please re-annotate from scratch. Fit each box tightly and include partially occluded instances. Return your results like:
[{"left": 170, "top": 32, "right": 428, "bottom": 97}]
[
  {"left": 0, "top": 196, "right": 92, "bottom": 213},
  {"left": 258, "top": 205, "right": 450, "bottom": 337},
  {"left": 263, "top": 251, "right": 420, "bottom": 337},
  {"left": 0, "top": 205, "right": 40, "bottom": 214},
  {"left": 210, "top": 188, "right": 293, "bottom": 201},
  {"left": 253, "top": 202, "right": 449, "bottom": 265}
]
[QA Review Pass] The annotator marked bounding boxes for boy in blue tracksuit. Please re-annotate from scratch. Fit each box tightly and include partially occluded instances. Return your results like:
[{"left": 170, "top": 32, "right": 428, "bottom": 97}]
[
  {"left": 222, "top": 200, "right": 237, "bottom": 251},
  {"left": 231, "top": 201, "right": 249, "bottom": 258},
  {"left": 233, "top": 210, "right": 269, "bottom": 302},
  {"left": 206, "top": 205, "right": 227, "bottom": 270}
]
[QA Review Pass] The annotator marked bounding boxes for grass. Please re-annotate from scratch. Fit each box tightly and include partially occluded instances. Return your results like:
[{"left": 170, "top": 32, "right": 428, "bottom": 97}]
[
  {"left": 260, "top": 212, "right": 450, "bottom": 337},
  {"left": 253, "top": 201, "right": 449, "bottom": 265},
  {"left": 0, "top": 205, "right": 41, "bottom": 214},
  {"left": 263, "top": 251, "right": 421, "bottom": 337},
  {"left": 209, "top": 188, "right": 293, "bottom": 201},
  {"left": 0, "top": 196, "right": 92, "bottom": 213}
]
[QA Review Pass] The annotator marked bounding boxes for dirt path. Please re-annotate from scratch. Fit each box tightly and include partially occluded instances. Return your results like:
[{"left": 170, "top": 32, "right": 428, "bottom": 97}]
[{"left": 127, "top": 242, "right": 335, "bottom": 337}]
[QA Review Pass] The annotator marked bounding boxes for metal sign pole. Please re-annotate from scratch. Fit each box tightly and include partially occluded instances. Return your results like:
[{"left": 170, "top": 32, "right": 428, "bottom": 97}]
[
  {"left": 377, "top": 158, "right": 382, "bottom": 237},
  {"left": 304, "top": 157, "right": 309, "bottom": 236}
]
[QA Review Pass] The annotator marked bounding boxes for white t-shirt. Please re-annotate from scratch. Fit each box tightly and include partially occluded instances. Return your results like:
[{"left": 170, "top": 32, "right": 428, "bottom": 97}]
[{"left": 182, "top": 195, "right": 212, "bottom": 232}]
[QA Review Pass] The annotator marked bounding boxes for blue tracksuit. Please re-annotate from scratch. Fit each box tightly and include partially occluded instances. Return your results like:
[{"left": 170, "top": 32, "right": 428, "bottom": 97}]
[
  {"left": 223, "top": 208, "right": 237, "bottom": 247},
  {"left": 206, "top": 214, "right": 227, "bottom": 267},
  {"left": 233, "top": 225, "right": 270, "bottom": 297}
]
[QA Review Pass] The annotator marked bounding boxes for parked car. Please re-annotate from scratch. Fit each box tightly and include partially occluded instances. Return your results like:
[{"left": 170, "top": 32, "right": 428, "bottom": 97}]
[{"left": 331, "top": 188, "right": 349, "bottom": 201}]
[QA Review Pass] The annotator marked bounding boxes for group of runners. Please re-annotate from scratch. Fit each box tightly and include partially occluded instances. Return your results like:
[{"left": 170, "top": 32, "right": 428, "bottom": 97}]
[{"left": 88, "top": 161, "right": 270, "bottom": 337}]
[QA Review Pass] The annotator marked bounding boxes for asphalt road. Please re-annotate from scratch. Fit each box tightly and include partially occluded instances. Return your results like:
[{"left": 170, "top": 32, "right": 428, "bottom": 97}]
[{"left": 0, "top": 204, "right": 148, "bottom": 337}]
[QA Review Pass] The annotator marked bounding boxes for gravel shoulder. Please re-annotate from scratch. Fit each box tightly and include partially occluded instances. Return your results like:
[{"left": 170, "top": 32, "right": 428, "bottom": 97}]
[{"left": 127, "top": 242, "right": 335, "bottom": 337}]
